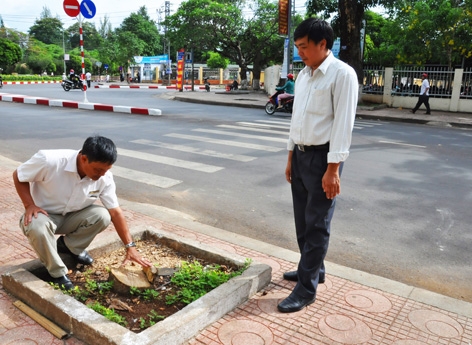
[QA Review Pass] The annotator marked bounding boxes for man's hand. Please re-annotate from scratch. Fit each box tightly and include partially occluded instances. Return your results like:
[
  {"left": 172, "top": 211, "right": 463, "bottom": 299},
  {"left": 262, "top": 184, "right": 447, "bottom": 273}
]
[
  {"left": 285, "top": 151, "right": 293, "bottom": 183},
  {"left": 121, "top": 247, "right": 152, "bottom": 268},
  {"left": 23, "top": 205, "right": 48, "bottom": 226},
  {"left": 322, "top": 163, "right": 341, "bottom": 199}
]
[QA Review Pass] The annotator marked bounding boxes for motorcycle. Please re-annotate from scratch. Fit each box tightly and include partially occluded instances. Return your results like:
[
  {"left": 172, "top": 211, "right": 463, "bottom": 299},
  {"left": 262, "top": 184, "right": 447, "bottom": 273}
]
[
  {"left": 204, "top": 78, "right": 210, "bottom": 92},
  {"left": 61, "top": 76, "right": 85, "bottom": 91},
  {"left": 265, "top": 89, "right": 294, "bottom": 115}
]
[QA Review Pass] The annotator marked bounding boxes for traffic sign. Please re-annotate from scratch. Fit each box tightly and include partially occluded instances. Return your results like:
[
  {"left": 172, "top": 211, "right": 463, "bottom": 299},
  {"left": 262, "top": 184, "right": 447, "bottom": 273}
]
[
  {"left": 80, "top": 0, "right": 96, "bottom": 19},
  {"left": 63, "top": 0, "right": 80, "bottom": 17},
  {"left": 104, "top": 64, "right": 109, "bottom": 70}
]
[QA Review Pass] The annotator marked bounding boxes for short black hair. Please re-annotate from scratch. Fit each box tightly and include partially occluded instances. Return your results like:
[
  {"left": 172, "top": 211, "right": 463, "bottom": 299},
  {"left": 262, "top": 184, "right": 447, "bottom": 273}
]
[
  {"left": 81, "top": 135, "right": 117, "bottom": 164},
  {"left": 294, "top": 18, "right": 334, "bottom": 50}
]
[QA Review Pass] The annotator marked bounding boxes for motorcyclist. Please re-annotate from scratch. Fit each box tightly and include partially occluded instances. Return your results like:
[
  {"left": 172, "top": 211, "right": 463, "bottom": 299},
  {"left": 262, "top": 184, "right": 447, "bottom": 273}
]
[
  {"left": 276, "top": 73, "right": 295, "bottom": 108},
  {"left": 0, "top": 75, "right": 3, "bottom": 88},
  {"left": 69, "top": 69, "right": 78, "bottom": 88}
]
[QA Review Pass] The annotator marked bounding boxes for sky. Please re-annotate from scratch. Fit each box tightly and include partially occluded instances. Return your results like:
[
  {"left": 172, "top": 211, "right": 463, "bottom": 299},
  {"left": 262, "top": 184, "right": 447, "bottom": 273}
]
[
  {"left": 1, "top": 0, "right": 185, "bottom": 34},
  {"left": 1, "top": 0, "right": 310, "bottom": 35}
]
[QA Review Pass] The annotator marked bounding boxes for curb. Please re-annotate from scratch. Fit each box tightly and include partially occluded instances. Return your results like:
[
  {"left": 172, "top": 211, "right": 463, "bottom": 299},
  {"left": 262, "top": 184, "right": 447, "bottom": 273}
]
[
  {"left": 0, "top": 93, "right": 162, "bottom": 116},
  {"left": 95, "top": 84, "right": 207, "bottom": 90},
  {"left": 1, "top": 81, "right": 62, "bottom": 85}
]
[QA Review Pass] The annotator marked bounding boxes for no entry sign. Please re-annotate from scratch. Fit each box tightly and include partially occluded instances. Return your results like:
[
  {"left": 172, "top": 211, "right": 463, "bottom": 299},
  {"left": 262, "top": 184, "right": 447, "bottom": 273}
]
[{"left": 63, "top": 0, "right": 80, "bottom": 17}]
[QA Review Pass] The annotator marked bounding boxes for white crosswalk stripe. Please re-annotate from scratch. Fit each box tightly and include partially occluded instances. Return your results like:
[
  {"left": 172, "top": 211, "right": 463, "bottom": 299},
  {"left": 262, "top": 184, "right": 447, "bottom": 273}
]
[
  {"left": 192, "top": 128, "right": 288, "bottom": 143},
  {"left": 164, "top": 133, "right": 283, "bottom": 152},
  {"left": 111, "top": 166, "right": 182, "bottom": 188},
  {"left": 113, "top": 118, "right": 384, "bottom": 189},
  {"left": 117, "top": 147, "right": 223, "bottom": 173},
  {"left": 131, "top": 139, "right": 256, "bottom": 162}
]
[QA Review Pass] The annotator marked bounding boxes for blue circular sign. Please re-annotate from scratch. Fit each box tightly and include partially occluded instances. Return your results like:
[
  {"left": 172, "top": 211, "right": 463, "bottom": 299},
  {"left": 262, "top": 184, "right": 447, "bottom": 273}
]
[{"left": 80, "top": 0, "right": 96, "bottom": 19}]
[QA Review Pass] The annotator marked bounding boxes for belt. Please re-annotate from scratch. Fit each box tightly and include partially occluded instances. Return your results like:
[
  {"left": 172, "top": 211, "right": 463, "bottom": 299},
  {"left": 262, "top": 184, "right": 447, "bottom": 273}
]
[{"left": 296, "top": 143, "right": 329, "bottom": 152}]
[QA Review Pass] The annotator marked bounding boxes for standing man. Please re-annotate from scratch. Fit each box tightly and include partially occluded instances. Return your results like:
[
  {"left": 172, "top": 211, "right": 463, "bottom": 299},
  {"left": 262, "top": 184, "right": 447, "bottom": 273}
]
[
  {"left": 278, "top": 18, "right": 358, "bottom": 313},
  {"left": 85, "top": 71, "right": 92, "bottom": 89},
  {"left": 411, "top": 73, "right": 431, "bottom": 114},
  {"left": 13, "top": 136, "right": 152, "bottom": 290}
]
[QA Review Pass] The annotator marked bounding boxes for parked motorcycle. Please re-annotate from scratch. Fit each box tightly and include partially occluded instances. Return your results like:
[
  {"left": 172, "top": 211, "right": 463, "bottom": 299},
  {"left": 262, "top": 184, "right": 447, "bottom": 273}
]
[
  {"left": 62, "top": 76, "right": 85, "bottom": 91},
  {"left": 204, "top": 78, "right": 210, "bottom": 92},
  {"left": 265, "top": 90, "right": 294, "bottom": 115}
]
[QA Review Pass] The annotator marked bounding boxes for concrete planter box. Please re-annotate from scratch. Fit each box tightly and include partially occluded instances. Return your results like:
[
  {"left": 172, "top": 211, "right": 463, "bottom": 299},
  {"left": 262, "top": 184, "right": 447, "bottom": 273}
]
[{"left": 2, "top": 225, "right": 272, "bottom": 345}]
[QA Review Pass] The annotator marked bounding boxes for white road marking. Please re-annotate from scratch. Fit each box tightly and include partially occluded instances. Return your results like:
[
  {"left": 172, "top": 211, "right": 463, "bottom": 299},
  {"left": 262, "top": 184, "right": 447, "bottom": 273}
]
[
  {"left": 217, "top": 124, "right": 288, "bottom": 135},
  {"left": 111, "top": 166, "right": 182, "bottom": 188},
  {"left": 192, "top": 128, "right": 288, "bottom": 143},
  {"left": 378, "top": 140, "right": 426, "bottom": 148},
  {"left": 117, "top": 148, "right": 223, "bottom": 173},
  {"left": 236, "top": 121, "right": 290, "bottom": 130},
  {"left": 165, "top": 133, "right": 283, "bottom": 152},
  {"left": 130, "top": 139, "right": 255, "bottom": 162}
]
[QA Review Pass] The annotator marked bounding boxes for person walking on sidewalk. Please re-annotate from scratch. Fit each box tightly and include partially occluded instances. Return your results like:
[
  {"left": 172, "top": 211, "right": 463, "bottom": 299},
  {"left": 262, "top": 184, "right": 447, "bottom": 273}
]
[
  {"left": 85, "top": 71, "right": 92, "bottom": 88},
  {"left": 411, "top": 73, "right": 431, "bottom": 114},
  {"left": 12, "top": 135, "right": 152, "bottom": 290},
  {"left": 279, "top": 18, "right": 358, "bottom": 313}
]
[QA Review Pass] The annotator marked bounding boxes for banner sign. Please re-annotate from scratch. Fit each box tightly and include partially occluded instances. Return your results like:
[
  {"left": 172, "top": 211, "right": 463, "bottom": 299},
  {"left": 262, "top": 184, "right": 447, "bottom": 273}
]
[{"left": 278, "top": 0, "right": 289, "bottom": 35}]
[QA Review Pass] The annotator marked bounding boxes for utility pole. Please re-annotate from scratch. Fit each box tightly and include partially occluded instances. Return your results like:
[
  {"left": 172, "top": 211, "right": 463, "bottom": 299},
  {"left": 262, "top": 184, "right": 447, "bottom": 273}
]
[{"left": 165, "top": 1, "right": 171, "bottom": 85}]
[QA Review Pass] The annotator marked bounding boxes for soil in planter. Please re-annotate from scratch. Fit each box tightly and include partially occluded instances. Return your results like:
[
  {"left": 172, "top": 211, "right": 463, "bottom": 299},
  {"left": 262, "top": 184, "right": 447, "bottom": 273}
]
[{"left": 52, "top": 239, "right": 235, "bottom": 333}]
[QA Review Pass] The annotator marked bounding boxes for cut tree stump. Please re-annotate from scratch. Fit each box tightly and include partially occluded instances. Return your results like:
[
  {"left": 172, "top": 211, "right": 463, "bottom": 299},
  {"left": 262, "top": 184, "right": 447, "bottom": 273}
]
[{"left": 109, "top": 267, "right": 151, "bottom": 294}]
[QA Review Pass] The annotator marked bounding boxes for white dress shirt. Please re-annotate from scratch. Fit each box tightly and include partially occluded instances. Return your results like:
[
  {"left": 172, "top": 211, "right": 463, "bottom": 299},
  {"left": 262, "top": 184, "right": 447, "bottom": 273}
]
[
  {"left": 420, "top": 79, "right": 430, "bottom": 96},
  {"left": 288, "top": 52, "right": 359, "bottom": 163},
  {"left": 17, "top": 149, "right": 119, "bottom": 215}
]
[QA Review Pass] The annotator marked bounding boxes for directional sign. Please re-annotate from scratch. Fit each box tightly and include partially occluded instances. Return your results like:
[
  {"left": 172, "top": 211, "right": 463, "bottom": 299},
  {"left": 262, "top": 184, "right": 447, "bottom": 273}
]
[
  {"left": 80, "top": 0, "right": 96, "bottom": 19},
  {"left": 63, "top": 0, "right": 80, "bottom": 17}
]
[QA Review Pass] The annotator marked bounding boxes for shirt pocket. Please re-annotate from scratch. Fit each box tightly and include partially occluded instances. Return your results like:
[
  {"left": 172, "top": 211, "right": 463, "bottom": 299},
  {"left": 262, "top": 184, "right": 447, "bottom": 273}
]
[{"left": 307, "top": 88, "right": 332, "bottom": 116}]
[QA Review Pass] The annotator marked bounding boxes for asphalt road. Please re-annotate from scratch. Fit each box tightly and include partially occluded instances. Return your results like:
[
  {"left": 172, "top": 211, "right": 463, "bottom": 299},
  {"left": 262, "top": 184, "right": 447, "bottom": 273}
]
[{"left": 1, "top": 84, "right": 471, "bottom": 302}]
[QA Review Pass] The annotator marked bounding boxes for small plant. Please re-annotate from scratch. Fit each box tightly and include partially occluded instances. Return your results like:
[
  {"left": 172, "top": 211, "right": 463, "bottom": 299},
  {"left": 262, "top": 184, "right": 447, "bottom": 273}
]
[
  {"left": 139, "top": 310, "right": 165, "bottom": 329},
  {"left": 166, "top": 259, "right": 251, "bottom": 305},
  {"left": 88, "top": 302, "right": 127, "bottom": 327},
  {"left": 130, "top": 287, "right": 159, "bottom": 301}
]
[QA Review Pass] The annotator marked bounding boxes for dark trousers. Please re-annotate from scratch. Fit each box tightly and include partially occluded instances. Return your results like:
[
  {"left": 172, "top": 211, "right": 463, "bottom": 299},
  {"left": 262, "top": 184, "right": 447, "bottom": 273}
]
[
  {"left": 290, "top": 146, "right": 342, "bottom": 299},
  {"left": 412, "top": 94, "right": 430, "bottom": 113}
]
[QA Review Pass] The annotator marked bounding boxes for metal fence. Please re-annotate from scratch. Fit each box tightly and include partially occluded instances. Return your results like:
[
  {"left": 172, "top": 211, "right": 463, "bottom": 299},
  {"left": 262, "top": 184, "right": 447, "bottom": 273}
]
[
  {"left": 362, "top": 65, "right": 467, "bottom": 99},
  {"left": 461, "top": 67, "right": 472, "bottom": 99}
]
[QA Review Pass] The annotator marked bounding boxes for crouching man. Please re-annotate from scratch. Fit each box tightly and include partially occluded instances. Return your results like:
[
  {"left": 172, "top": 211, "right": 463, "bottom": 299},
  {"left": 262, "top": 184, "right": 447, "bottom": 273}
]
[{"left": 13, "top": 135, "right": 152, "bottom": 290}]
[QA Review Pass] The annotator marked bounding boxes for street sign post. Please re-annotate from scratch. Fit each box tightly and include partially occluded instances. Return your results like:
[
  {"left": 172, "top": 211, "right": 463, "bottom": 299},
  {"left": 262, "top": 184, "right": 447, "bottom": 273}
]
[{"left": 63, "top": 0, "right": 80, "bottom": 17}]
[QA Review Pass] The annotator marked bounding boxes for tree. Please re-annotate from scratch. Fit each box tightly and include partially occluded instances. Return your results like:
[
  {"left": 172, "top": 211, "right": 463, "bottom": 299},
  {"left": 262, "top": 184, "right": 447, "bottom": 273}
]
[
  {"left": 66, "top": 21, "right": 104, "bottom": 51},
  {"left": 386, "top": 0, "right": 472, "bottom": 68},
  {"left": 166, "top": 0, "right": 284, "bottom": 88},
  {"left": 116, "top": 6, "right": 162, "bottom": 56},
  {"left": 23, "top": 39, "right": 56, "bottom": 74},
  {"left": 0, "top": 38, "right": 22, "bottom": 71},
  {"left": 206, "top": 51, "right": 229, "bottom": 69},
  {"left": 306, "top": 0, "right": 396, "bottom": 83},
  {"left": 28, "top": 6, "right": 64, "bottom": 45}
]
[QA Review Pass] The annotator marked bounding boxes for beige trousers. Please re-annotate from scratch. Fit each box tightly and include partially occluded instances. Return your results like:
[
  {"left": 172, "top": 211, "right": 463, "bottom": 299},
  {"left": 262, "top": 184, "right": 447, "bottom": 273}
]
[{"left": 20, "top": 205, "right": 111, "bottom": 278}]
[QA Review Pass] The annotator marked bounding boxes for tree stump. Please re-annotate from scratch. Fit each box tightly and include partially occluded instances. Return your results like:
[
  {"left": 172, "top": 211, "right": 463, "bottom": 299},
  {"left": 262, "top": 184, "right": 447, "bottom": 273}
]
[{"left": 109, "top": 267, "right": 151, "bottom": 294}]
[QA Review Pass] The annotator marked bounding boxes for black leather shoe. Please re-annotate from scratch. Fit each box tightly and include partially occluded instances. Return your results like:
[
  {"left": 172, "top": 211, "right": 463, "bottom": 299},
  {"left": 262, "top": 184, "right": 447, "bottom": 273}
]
[
  {"left": 49, "top": 275, "right": 74, "bottom": 290},
  {"left": 410, "top": 110, "right": 415, "bottom": 114},
  {"left": 57, "top": 236, "right": 94, "bottom": 265},
  {"left": 283, "top": 271, "right": 325, "bottom": 284},
  {"left": 277, "top": 292, "right": 316, "bottom": 313}
]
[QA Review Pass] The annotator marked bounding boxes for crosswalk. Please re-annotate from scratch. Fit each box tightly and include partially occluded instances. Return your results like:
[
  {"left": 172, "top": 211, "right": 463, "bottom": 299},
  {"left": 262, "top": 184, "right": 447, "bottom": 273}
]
[{"left": 111, "top": 119, "right": 384, "bottom": 189}]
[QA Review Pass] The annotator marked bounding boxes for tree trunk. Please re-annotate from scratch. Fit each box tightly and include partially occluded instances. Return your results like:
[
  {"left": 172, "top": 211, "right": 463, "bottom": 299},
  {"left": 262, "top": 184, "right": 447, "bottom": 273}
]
[{"left": 338, "top": 0, "right": 364, "bottom": 84}]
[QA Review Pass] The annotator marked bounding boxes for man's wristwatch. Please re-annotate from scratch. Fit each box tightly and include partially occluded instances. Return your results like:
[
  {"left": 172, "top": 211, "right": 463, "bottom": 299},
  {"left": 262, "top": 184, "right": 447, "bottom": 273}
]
[{"left": 124, "top": 241, "right": 136, "bottom": 248}]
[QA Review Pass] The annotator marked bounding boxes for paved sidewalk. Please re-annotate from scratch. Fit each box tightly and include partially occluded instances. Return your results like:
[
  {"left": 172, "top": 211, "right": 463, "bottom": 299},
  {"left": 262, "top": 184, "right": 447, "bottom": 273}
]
[{"left": 1, "top": 89, "right": 472, "bottom": 344}]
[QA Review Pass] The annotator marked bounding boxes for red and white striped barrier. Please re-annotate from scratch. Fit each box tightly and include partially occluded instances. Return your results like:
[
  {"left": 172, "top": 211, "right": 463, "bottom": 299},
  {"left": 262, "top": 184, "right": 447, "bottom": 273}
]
[
  {"left": 0, "top": 93, "right": 162, "bottom": 116},
  {"left": 2, "top": 80, "right": 62, "bottom": 85},
  {"left": 94, "top": 84, "right": 206, "bottom": 90}
]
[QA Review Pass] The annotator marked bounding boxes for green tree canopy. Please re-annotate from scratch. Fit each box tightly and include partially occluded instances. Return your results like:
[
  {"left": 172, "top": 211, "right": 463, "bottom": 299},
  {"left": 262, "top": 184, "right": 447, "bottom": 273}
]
[
  {"left": 0, "top": 38, "right": 22, "bottom": 71},
  {"left": 66, "top": 21, "right": 104, "bottom": 52},
  {"left": 28, "top": 6, "right": 64, "bottom": 45},
  {"left": 166, "top": 0, "right": 284, "bottom": 87},
  {"left": 116, "top": 6, "right": 162, "bottom": 56}
]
